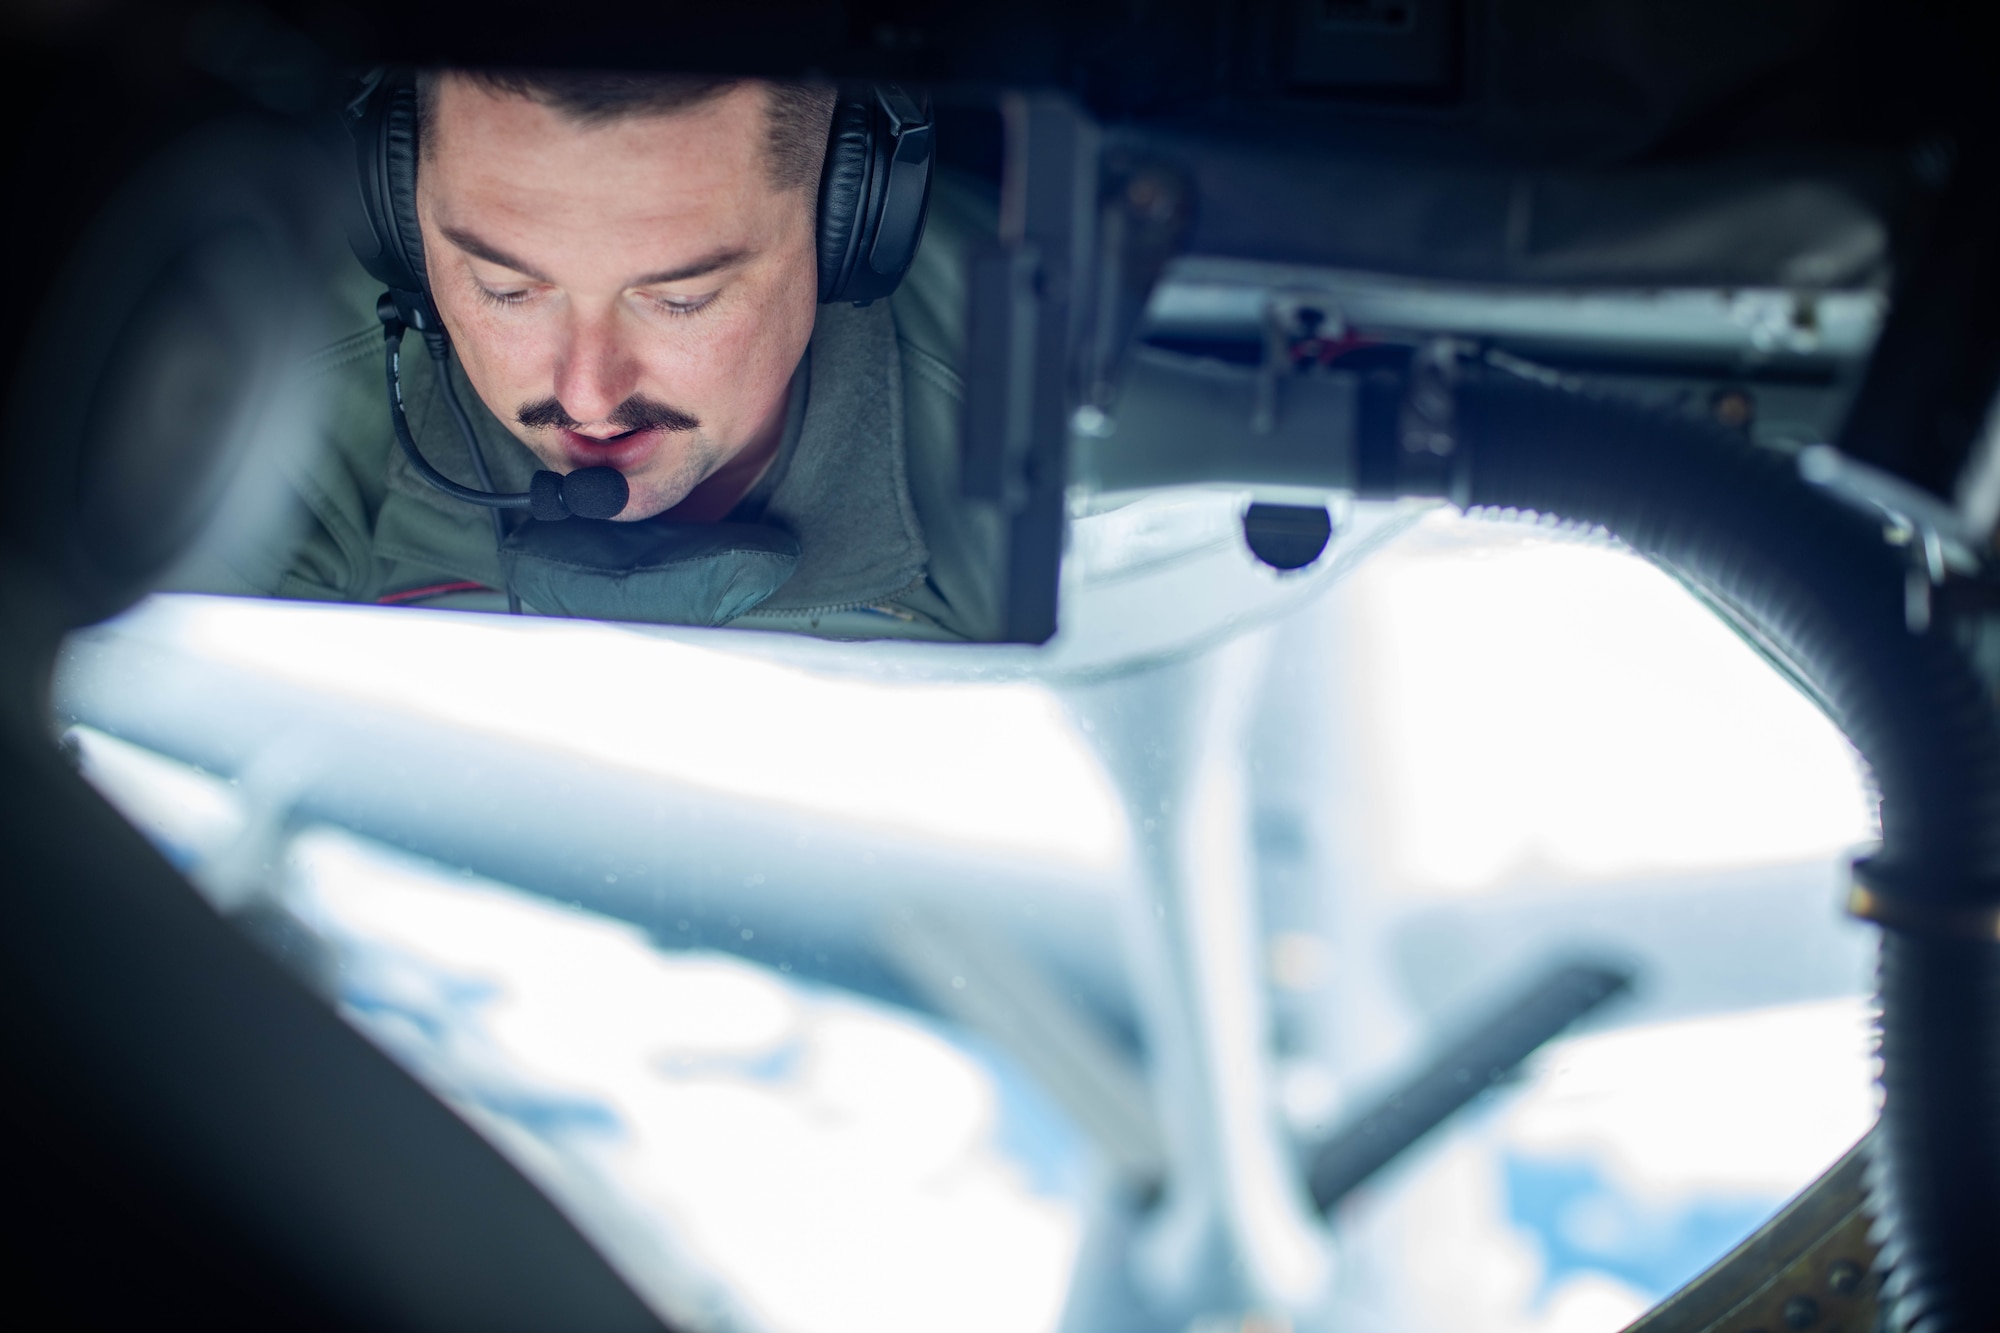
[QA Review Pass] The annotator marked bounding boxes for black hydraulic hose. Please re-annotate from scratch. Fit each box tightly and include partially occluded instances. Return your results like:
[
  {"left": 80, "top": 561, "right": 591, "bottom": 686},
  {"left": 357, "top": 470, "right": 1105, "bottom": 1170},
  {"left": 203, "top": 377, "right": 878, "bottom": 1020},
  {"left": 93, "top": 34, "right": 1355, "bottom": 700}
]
[{"left": 1430, "top": 366, "right": 2000, "bottom": 1331}]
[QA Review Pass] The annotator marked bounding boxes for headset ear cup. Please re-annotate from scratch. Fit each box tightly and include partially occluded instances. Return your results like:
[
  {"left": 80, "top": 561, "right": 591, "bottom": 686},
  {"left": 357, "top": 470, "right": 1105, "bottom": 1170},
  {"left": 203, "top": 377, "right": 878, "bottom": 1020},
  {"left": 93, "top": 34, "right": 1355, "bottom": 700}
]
[
  {"left": 345, "top": 69, "right": 436, "bottom": 329},
  {"left": 816, "top": 93, "right": 875, "bottom": 303},
  {"left": 378, "top": 81, "right": 431, "bottom": 299}
]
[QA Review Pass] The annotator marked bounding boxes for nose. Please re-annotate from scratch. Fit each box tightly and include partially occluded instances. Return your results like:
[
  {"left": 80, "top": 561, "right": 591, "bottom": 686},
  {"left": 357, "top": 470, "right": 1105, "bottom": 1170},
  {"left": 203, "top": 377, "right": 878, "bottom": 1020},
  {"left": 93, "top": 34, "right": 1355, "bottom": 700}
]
[{"left": 549, "top": 305, "right": 640, "bottom": 432}]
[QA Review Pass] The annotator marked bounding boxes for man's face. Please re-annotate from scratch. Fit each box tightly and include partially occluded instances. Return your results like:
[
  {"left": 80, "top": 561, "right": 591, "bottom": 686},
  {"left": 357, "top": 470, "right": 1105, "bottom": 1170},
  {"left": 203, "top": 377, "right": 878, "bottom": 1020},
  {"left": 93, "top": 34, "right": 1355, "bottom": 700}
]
[{"left": 417, "top": 77, "right": 819, "bottom": 521}]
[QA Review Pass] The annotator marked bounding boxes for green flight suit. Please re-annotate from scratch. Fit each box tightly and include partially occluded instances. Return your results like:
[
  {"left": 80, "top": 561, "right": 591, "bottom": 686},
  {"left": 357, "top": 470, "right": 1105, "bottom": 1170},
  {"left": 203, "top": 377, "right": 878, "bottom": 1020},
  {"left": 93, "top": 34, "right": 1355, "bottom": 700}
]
[{"left": 202, "top": 174, "right": 1001, "bottom": 642}]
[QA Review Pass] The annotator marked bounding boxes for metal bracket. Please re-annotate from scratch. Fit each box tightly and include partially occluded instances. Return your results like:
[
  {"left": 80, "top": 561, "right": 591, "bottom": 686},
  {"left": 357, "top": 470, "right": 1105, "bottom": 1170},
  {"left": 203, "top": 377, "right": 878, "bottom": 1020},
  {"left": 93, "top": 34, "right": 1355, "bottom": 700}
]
[
  {"left": 1796, "top": 443, "right": 1999, "bottom": 633},
  {"left": 1369, "top": 335, "right": 1471, "bottom": 505},
  {"left": 1252, "top": 289, "right": 1350, "bottom": 435},
  {"left": 960, "top": 94, "right": 1100, "bottom": 643},
  {"left": 1081, "top": 156, "right": 1194, "bottom": 418}
]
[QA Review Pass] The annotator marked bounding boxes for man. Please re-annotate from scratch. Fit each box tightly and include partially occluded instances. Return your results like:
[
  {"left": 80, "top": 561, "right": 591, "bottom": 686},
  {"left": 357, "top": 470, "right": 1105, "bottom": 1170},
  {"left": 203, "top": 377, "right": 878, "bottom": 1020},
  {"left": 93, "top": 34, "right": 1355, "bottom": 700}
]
[{"left": 212, "top": 69, "right": 999, "bottom": 640}]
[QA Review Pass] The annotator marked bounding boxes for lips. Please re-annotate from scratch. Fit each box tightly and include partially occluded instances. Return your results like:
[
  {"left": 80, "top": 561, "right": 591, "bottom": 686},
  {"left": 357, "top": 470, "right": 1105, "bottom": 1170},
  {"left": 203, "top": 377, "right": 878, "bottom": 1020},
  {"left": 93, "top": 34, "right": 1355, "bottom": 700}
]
[{"left": 558, "top": 427, "right": 660, "bottom": 473}]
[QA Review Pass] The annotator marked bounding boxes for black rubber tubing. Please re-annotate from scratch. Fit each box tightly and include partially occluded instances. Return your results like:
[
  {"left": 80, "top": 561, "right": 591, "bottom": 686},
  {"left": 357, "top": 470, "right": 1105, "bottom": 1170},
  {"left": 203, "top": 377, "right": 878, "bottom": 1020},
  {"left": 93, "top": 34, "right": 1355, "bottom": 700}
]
[{"left": 1444, "top": 368, "right": 2000, "bottom": 1333}]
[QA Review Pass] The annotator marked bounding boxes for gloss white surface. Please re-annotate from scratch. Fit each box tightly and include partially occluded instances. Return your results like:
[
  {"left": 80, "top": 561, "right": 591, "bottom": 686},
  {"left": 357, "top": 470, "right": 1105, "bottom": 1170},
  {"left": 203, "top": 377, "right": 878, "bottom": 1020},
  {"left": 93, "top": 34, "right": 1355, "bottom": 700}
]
[{"left": 146, "top": 596, "right": 1126, "bottom": 871}]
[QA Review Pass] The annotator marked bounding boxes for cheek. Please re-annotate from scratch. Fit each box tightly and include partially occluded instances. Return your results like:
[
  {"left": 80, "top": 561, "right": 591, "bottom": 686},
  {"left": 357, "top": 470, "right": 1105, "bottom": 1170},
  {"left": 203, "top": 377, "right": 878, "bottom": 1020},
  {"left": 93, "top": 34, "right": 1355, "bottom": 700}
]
[
  {"left": 652, "top": 268, "right": 817, "bottom": 409},
  {"left": 434, "top": 287, "right": 553, "bottom": 402}
]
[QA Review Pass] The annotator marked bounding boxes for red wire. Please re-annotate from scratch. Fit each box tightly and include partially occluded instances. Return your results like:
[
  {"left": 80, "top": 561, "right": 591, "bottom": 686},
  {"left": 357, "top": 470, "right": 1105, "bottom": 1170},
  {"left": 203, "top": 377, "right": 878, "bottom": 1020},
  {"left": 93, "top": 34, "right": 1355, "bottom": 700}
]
[{"left": 376, "top": 580, "right": 490, "bottom": 606}]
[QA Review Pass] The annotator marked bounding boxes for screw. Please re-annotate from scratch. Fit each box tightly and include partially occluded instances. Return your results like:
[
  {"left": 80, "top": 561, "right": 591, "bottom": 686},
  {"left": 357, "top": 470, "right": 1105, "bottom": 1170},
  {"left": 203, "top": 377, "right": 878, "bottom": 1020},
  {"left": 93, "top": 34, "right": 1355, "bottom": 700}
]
[
  {"left": 1783, "top": 1294, "right": 1820, "bottom": 1329},
  {"left": 1712, "top": 387, "right": 1755, "bottom": 431},
  {"left": 1412, "top": 382, "right": 1452, "bottom": 420},
  {"left": 1124, "top": 171, "right": 1182, "bottom": 225},
  {"left": 1827, "top": 1259, "right": 1864, "bottom": 1296}
]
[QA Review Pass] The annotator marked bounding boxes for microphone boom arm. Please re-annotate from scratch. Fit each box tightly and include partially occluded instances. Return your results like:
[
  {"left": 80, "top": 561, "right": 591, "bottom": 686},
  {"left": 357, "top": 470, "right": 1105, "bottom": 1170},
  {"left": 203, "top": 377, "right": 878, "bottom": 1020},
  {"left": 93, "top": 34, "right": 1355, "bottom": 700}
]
[{"left": 379, "top": 315, "right": 628, "bottom": 523}]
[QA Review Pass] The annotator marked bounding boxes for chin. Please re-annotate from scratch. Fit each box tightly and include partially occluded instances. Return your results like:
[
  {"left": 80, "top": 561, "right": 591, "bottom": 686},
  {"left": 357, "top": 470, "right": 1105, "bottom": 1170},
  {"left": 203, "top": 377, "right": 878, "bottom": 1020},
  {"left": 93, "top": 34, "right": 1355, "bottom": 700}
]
[
  {"left": 608, "top": 497, "right": 668, "bottom": 523},
  {"left": 608, "top": 480, "right": 687, "bottom": 523}
]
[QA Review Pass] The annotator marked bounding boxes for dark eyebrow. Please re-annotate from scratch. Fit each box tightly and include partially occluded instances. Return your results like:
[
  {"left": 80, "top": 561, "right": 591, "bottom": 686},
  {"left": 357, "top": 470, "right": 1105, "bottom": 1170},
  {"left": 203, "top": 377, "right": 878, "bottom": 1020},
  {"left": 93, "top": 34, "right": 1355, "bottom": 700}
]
[
  {"left": 441, "top": 226, "right": 554, "bottom": 284},
  {"left": 441, "top": 225, "right": 748, "bottom": 289},
  {"left": 628, "top": 248, "right": 751, "bottom": 287}
]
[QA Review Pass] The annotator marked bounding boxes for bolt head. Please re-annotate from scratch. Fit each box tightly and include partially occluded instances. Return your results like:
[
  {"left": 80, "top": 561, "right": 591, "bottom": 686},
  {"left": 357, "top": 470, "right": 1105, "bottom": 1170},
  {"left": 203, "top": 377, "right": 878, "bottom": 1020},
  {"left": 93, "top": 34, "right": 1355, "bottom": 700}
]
[
  {"left": 1124, "top": 172, "right": 1181, "bottom": 224},
  {"left": 1712, "top": 388, "right": 1755, "bottom": 430}
]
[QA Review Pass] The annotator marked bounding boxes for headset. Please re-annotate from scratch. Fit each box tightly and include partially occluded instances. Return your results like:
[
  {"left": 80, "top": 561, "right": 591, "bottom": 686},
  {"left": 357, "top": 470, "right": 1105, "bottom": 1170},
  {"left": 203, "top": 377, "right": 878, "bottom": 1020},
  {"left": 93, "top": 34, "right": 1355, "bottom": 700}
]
[{"left": 340, "top": 68, "right": 936, "bottom": 530}]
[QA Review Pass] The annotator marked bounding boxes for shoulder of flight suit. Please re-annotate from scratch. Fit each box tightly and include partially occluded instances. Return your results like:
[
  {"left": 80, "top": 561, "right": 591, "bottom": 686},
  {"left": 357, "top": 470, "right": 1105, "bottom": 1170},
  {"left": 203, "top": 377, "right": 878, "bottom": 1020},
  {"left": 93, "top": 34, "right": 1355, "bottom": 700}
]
[
  {"left": 172, "top": 255, "right": 394, "bottom": 606},
  {"left": 183, "top": 169, "right": 1007, "bottom": 632}
]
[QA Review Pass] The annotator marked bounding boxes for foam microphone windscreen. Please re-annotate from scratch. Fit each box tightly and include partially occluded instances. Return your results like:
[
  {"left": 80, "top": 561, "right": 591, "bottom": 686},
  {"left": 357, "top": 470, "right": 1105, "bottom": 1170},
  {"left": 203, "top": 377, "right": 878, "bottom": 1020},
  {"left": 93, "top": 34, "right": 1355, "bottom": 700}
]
[{"left": 561, "top": 467, "right": 629, "bottom": 520}]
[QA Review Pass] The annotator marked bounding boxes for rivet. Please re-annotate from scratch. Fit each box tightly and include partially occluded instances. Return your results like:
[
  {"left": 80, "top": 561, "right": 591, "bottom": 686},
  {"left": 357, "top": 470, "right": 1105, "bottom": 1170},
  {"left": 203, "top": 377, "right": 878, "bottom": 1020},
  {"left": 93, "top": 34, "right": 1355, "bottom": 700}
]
[
  {"left": 1124, "top": 171, "right": 1181, "bottom": 225},
  {"left": 1827, "top": 1259, "right": 1864, "bottom": 1296},
  {"left": 1711, "top": 387, "right": 1755, "bottom": 430},
  {"left": 1783, "top": 1293, "right": 1820, "bottom": 1329}
]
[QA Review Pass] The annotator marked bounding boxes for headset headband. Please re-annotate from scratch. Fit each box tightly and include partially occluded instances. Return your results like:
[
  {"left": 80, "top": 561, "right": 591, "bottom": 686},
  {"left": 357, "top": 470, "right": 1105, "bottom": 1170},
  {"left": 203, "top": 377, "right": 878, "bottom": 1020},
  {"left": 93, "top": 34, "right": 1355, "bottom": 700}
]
[{"left": 340, "top": 69, "right": 934, "bottom": 335}]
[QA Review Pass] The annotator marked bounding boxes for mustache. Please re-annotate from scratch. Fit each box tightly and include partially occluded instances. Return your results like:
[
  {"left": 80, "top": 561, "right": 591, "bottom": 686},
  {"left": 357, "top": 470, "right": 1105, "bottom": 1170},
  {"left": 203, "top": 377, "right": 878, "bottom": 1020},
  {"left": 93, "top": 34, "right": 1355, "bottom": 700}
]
[{"left": 516, "top": 394, "right": 701, "bottom": 434}]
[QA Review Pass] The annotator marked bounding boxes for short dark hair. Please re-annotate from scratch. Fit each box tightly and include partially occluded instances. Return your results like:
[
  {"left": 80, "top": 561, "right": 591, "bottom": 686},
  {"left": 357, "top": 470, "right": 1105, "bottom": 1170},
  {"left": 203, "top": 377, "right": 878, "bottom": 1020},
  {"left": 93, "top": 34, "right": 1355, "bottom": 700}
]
[{"left": 416, "top": 69, "right": 838, "bottom": 195}]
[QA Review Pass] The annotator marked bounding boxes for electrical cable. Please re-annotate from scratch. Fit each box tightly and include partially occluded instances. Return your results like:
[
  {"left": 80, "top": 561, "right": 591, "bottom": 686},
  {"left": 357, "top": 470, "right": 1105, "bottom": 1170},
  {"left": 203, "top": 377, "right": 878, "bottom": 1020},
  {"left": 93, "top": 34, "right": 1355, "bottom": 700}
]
[
  {"left": 428, "top": 343, "right": 521, "bottom": 614},
  {"left": 380, "top": 323, "right": 627, "bottom": 522}
]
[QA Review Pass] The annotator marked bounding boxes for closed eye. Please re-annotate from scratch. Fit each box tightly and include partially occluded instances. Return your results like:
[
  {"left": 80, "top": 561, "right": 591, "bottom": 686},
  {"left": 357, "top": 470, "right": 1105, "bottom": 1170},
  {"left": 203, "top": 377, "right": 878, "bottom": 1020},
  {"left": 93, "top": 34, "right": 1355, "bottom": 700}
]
[
  {"left": 473, "top": 283, "right": 536, "bottom": 308},
  {"left": 649, "top": 291, "right": 718, "bottom": 318}
]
